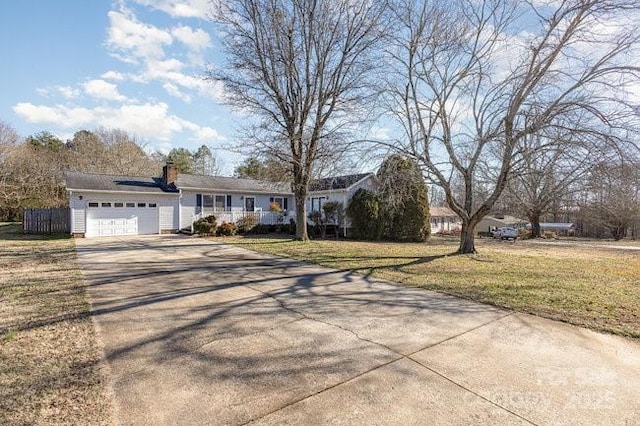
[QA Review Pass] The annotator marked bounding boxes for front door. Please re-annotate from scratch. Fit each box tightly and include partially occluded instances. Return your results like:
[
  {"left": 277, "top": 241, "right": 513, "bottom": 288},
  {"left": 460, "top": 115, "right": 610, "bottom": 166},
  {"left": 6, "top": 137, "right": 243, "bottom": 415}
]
[{"left": 245, "top": 197, "right": 255, "bottom": 212}]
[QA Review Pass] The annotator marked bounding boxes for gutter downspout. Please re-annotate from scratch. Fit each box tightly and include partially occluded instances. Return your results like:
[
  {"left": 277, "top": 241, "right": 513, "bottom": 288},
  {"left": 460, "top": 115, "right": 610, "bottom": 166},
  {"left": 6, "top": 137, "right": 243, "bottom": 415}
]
[
  {"left": 343, "top": 191, "right": 347, "bottom": 238},
  {"left": 178, "top": 188, "right": 182, "bottom": 232},
  {"left": 69, "top": 190, "right": 74, "bottom": 235}
]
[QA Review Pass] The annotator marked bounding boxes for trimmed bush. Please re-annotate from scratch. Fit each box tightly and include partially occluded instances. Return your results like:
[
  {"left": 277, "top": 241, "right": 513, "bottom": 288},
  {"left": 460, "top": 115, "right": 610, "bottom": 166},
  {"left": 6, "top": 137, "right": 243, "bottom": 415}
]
[
  {"left": 216, "top": 222, "right": 238, "bottom": 236},
  {"left": 236, "top": 215, "right": 259, "bottom": 234},
  {"left": 193, "top": 218, "right": 214, "bottom": 234}
]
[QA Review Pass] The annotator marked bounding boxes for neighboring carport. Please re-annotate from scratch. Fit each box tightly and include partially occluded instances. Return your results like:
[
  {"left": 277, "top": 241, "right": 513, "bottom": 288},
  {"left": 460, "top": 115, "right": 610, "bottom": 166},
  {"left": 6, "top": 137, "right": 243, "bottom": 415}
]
[{"left": 76, "top": 236, "right": 640, "bottom": 425}]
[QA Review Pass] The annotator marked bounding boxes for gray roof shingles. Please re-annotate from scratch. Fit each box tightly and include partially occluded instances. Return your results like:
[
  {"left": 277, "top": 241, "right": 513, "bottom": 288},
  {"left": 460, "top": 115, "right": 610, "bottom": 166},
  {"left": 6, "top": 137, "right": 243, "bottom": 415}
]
[
  {"left": 65, "top": 171, "right": 372, "bottom": 195},
  {"left": 64, "top": 171, "right": 178, "bottom": 194},
  {"left": 176, "top": 174, "right": 292, "bottom": 194}
]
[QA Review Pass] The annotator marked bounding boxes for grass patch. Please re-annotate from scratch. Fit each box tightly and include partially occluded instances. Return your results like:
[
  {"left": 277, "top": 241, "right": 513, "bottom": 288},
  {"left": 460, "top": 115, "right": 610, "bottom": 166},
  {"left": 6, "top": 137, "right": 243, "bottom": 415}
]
[
  {"left": 0, "top": 222, "right": 71, "bottom": 241},
  {"left": 219, "top": 235, "right": 640, "bottom": 338},
  {"left": 0, "top": 232, "right": 113, "bottom": 425}
]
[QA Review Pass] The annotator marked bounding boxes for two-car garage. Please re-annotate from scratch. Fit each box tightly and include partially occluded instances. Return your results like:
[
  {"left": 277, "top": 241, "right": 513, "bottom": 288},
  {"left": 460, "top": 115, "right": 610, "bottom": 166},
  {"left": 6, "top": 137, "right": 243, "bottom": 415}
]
[
  {"left": 85, "top": 200, "right": 160, "bottom": 237},
  {"left": 65, "top": 170, "right": 180, "bottom": 238}
]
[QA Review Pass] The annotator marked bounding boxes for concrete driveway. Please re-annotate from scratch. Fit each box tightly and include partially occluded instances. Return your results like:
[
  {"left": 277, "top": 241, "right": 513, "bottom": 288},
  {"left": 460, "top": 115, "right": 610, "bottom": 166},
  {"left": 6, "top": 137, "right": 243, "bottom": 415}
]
[{"left": 76, "top": 236, "right": 640, "bottom": 425}]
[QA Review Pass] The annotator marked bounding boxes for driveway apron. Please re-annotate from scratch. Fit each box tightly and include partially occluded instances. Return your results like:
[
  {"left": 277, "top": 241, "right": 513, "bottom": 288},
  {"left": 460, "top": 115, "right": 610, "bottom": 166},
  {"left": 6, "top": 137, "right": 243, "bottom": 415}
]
[{"left": 76, "top": 236, "right": 640, "bottom": 425}]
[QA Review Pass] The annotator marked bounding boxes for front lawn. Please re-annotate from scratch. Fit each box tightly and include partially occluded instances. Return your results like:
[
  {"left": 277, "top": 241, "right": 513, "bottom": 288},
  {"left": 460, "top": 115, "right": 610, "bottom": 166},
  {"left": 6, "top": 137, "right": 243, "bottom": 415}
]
[
  {"left": 219, "top": 236, "right": 640, "bottom": 338},
  {"left": 0, "top": 223, "right": 113, "bottom": 425}
]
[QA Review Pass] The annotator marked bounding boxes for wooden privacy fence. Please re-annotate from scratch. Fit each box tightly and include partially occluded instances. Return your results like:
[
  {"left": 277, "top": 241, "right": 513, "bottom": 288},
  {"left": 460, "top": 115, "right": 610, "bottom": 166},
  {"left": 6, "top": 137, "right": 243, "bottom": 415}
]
[{"left": 23, "top": 208, "right": 70, "bottom": 234}]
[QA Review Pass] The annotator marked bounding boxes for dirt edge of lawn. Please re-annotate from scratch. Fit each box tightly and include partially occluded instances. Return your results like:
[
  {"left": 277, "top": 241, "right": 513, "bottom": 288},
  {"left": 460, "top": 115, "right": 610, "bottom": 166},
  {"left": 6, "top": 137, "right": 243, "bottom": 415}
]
[{"left": 0, "top": 223, "right": 115, "bottom": 425}]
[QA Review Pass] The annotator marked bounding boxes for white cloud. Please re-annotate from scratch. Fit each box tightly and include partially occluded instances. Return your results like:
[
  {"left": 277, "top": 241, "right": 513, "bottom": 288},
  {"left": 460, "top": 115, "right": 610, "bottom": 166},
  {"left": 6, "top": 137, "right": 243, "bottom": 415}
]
[
  {"left": 130, "top": 0, "right": 211, "bottom": 18},
  {"left": 13, "top": 101, "right": 224, "bottom": 143},
  {"left": 106, "top": 8, "right": 173, "bottom": 62},
  {"left": 162, "top": 82, "right": 192, "bottom": 103},
  {"left": 57, "top": 85, "right": 81, "bottom": 99},
  {"left": 171, "top": 25, "right": 211, "bottom": 51},
  {"left": 147, "top": 58, "right": 185, "bottom": 74},
  {"left": 36, "top": 85, "right": 81, "bottom": 99},
  {"left": 101, "top": 70, "right": 126, "bottom": 81},
  {"left": 104, "top": 5, "right": 223, "bottom": 102},
  {"left": 13, "top": 103, "right": 96, "bottom": 128},
  {"left": 82, "top": 79, "right": 128, "bottom": 102},
  {"left": 193, "top": 126, "right": 222, "bottom": 141}
]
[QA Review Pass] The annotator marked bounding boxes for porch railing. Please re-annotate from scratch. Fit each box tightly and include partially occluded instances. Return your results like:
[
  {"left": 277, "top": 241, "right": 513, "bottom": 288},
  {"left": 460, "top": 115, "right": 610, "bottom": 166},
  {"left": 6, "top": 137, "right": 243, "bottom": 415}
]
[
  {"left": 215, "top": 210, "right": 295, "bottom": 226},
  {"left": 192, "top": 210, "right": 295, "bottom": 229}
]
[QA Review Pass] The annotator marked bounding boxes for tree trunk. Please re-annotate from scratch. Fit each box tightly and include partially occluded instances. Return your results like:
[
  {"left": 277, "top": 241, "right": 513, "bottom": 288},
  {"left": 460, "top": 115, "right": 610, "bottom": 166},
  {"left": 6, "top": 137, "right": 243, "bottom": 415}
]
[
  {"left": 528, "top": 212, "right": 542, "bottom": 238},
  {"left": 611, "top": 223, "right": 627, "bottom": 241},
  {"left": 295, "top": 195, "right": 309, "bottom": 241},
  {"left": 457, "top": 221, "right": 477, "bottom": 254}
]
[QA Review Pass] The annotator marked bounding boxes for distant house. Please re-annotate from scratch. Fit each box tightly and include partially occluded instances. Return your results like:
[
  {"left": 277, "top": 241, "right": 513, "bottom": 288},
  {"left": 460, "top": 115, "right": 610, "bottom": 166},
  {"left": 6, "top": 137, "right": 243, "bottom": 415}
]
[
  {"left": 430, "top": 207, "right": 462, "bottom": 234},
  {"left": 64, "top": 163, "right": 376, "bottom": 238},
  {"left": 476, "top": 215, "right": 527, "bottom": 235}
]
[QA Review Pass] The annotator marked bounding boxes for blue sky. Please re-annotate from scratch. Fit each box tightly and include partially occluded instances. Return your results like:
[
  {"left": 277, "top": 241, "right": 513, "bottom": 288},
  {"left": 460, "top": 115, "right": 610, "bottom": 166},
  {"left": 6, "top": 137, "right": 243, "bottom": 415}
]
[{"left": 1, "top": 0, "right": 240, "bottom": 171}]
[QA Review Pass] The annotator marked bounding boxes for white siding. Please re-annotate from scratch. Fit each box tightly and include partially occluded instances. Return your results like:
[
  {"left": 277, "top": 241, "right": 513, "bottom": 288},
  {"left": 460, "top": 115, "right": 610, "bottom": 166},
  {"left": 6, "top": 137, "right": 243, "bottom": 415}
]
[
  {"left": 69, "top": 191, "right": 179, "bottom": 234},
  {"left": 70, "top": 193, "right": 86, "bottom": 234},
  {"left": 159, "top": 205, "right": 176, "bottom": 231},
  {"left": 180, "top": 191, "right": 198, "bottom": 229}
]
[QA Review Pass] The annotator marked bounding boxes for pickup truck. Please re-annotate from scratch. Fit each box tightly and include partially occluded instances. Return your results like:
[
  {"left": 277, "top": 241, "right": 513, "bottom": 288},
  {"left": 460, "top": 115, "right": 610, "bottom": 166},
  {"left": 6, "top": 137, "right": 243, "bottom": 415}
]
[{"left": 492, "top": 227, "right": 519, "bottom": 240}]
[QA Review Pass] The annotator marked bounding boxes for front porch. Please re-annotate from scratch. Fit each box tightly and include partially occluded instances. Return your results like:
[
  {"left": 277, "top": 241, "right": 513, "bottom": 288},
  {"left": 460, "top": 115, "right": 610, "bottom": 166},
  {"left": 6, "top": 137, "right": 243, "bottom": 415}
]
[{"left": 190, "top": 210, "right": 296, "bottom": 232}]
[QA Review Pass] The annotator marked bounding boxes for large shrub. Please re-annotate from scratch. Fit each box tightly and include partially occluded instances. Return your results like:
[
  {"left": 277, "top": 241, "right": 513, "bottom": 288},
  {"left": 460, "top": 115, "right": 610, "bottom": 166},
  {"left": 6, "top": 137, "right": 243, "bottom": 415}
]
[
  {"left": 236, "top": 215, "right": 258, "bottom": 234},
  {"left": 193, "top": 214, "right": 217, "bottom": 235},
  {"left": 346, "top": 188, "right": 382, "bottom": 240},
  {"left": 377, "top": 155, "right": 430, "bottom": 242}
]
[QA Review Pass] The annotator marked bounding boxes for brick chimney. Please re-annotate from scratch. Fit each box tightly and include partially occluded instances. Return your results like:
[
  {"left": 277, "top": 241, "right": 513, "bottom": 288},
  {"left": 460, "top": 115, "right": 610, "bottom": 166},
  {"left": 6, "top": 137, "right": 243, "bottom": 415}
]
[{"left": 163, "top": 161, "right": 178, "bottom": 187}]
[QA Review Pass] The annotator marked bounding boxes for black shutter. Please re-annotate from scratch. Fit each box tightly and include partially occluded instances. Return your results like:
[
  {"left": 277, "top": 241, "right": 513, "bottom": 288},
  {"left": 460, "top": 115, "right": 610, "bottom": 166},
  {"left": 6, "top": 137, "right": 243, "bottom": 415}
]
[
  {"left": 226, "top": 195, "right": 232, "bottom": 209},
  {"left": 196, "top": 194, "right": 202, "bottom": 207},
  {"left": 283, "top": 198, "right": 288, "bottom": 210}
]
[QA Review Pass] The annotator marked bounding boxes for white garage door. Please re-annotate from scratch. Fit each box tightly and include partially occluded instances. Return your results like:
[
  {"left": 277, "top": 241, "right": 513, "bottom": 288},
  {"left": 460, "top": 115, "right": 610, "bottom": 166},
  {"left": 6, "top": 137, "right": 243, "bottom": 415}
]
[{"left": 86, "top": 201, "right": 159, "bottom": 237}]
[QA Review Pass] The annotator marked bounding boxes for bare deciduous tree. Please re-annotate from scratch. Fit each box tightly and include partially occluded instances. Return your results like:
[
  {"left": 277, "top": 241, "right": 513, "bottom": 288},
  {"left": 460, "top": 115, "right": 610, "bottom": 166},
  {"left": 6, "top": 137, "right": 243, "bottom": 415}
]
[
  {"left": 500, "top": 128, "right": 601, "bottom": 238},
  {"left": 94, "top": 127, "right": 161, "bottom": 176},
  {"left": 385, "top": 0, "right": 640, "bottom": 253},
  {"left": 580, "top": 161, "right": 640, "bottom": 240},
  {"left": 211, "top": 0, "right": 389, "bottom": 240},
  {"left": 0, "top": 125, "right": 164, "bottom": 220}
]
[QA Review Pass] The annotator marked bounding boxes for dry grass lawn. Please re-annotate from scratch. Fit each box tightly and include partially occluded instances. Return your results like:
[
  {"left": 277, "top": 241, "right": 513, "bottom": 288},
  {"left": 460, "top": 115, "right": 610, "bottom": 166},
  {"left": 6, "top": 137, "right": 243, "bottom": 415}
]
[
  {"left": 219, "top": 235, "right": 640, "bottom": 338},
  {"left": 0, "top": 223, "right": 113, "bottom": 425}
]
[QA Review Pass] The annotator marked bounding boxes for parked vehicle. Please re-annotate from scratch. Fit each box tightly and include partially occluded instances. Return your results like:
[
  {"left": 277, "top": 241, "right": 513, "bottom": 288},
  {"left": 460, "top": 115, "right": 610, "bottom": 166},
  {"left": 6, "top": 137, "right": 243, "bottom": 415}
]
[{"left": 492, "top": 227, "right": 518, "bottom": 240}]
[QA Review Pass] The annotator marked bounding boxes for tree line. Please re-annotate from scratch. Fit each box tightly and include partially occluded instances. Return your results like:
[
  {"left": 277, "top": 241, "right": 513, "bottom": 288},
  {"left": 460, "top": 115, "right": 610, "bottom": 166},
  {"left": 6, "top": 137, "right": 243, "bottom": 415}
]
[{"left": 0, "top": 121, "right": 219, "bottom": 221}]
